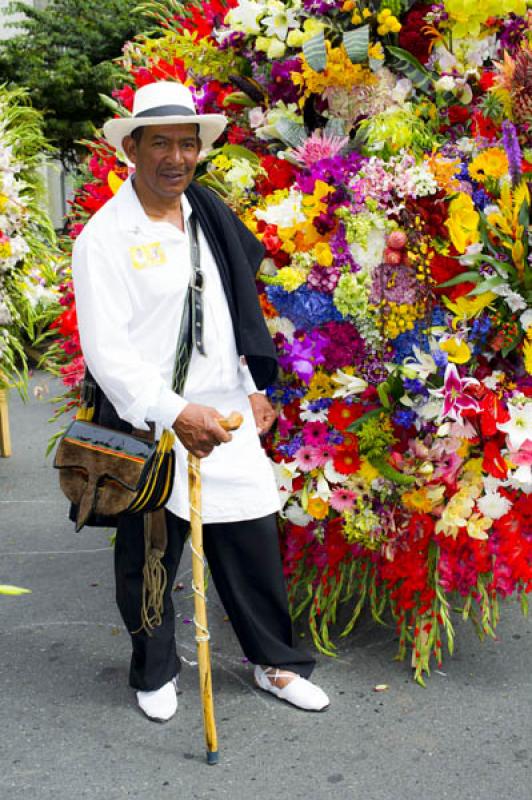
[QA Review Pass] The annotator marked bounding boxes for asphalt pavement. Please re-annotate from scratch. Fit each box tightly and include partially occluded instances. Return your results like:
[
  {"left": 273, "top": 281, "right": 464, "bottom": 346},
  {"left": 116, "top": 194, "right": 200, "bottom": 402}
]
[{"left": 1, "top": 371, "right": 530, "bottom": 800}]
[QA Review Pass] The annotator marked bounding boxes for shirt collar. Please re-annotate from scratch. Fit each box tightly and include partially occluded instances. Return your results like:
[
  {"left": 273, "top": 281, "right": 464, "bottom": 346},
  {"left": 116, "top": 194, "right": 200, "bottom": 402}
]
[{"left": 116, "top": 176, "right": 193, "bottom": 234}]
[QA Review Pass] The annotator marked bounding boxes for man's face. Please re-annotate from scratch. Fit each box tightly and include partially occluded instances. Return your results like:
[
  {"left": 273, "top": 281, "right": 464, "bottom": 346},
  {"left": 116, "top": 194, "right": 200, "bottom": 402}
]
[{"left": 123, "top": 123, "right": 201, "bottom": 201}]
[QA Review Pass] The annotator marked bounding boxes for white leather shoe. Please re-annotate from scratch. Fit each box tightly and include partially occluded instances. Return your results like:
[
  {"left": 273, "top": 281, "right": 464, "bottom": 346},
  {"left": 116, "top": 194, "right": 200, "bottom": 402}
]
[
  {"left": 254, "top": 666, "right": 330, "bottom": 712},
  {"left": 136, "top": 676, "right": 179, "bottom": 722}
]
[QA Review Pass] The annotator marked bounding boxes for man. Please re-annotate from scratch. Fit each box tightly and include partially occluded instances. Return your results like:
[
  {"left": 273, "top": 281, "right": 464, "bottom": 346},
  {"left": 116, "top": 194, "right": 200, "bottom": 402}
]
[{"left": 72, "top": 81, "right": 329, "bottom": 721}]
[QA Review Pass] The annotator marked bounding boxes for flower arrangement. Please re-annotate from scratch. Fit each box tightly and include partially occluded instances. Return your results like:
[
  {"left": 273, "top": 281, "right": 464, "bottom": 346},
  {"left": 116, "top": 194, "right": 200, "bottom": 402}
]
[
  {"left": 46, "top": 0, "right": 532, "bottom": 681},
  {"left": 0, "top": 86, "right": 60, "bottom": 393}
]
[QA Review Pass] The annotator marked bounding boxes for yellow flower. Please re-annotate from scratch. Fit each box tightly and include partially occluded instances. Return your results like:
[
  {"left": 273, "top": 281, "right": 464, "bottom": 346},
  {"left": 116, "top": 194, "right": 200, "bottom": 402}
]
[
  {"left": 292, "top": 42, "right": 377, "bottom": 106},
  {"left": 306, "top": 371, "right": 338, "bottom": 400},
  {"left": 443, "top": 291, "right": 496, "bottom": 324},
  {"left": 468, "top": 148, "right": 509, "bottom": 184},
  {"left": 524, "top": 333, "right": 532, "bottom": 376},
  {"left": 0, "top": 239, "right": 12, "bottom": 258},
  {"left": 211, "top": 154, "right": 231, "bottom": 171},
  {"left": 445, "top": 193, "right": 480, "bottom": 253},
  {"left": 314, "top": 242, "right": 333, "bottom": 267},
  {"left": 466, "top": 513, "right": 492, "bottom": 541},
  {"left": 357, "top": 457, "right": 380, "bottom": 485},
  {"left": 440, "top": 337, "right": 472, "bottom": 364},
  {"left": 403, "top": 485, "right": 446, "bottom": 513},
  {"left": 0, "top": 193, "right": 8, "bottom": 211},
  {"left": 307, "top": 495, "right": 329, "bottom": 520},
  {"left": 368, "top": 42, "right": 385, "bottom": 61},
  {"left": 273, "top": 267, "right": 307, "bottom": 292}
]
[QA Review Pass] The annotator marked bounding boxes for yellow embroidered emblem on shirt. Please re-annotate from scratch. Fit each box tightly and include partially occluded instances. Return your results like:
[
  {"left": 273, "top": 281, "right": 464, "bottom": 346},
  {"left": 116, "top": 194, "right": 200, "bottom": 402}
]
[{"left": 128, "top": 242, "right": 166, "bottom": 270}]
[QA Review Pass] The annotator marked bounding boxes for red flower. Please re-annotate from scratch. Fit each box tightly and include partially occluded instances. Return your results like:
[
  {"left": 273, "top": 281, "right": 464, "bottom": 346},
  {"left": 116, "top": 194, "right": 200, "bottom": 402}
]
[
  {"left": 430, "top": 250, "right": 476, "bottom": 299},
  {"left": 51, "top": 307, "right": 78, "bottom": 338},
  {"left": 327, "top": 400, "right": 363, "bottom": 430},
  {"left": 397, "top": 3, "right": 433, "bottom": 65},
  {"left": 256, "top": 155, "right": 297, "bottom": 195},
  {"left": 478, "top": 71, "right": 496, "bottom": 91},
  {"left": 112, "top": 85, "right": 135, "bottom": 112},
  {"left": 227, "top": 126, "right": 249, "bottom": 144},
  {"left": 446, "top": 105, "right": 469, "bottom": 125},
  {"left": 479, "top": 391, "right": 510, "bottom": 437},
  {"left": 482, "top": 440, "right": 508, "bottom": 479},
  {"left": 332, "top": 436, "right": 361, "bottom": 475},
  {"left": 471, "top": 110, "right": 498, "bottom": 141}
]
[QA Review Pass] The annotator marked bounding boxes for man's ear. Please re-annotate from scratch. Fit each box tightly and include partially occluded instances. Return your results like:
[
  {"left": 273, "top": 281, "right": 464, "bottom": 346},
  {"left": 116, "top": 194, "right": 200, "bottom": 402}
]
[{"left": 122, "top": 136, "right": 137, "bottom": 164}]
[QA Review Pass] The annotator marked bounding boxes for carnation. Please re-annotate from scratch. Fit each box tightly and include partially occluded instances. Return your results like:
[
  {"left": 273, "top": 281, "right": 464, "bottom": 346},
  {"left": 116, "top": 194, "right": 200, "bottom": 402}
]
[{"left": 477, "top": 492, "right": 513, "bottom": 520}]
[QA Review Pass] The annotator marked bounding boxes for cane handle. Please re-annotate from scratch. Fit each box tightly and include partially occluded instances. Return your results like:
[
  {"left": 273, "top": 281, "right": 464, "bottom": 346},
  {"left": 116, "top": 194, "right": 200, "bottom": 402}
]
[{"left": 218, "top": 411, "right": 243, "bottom": 432}]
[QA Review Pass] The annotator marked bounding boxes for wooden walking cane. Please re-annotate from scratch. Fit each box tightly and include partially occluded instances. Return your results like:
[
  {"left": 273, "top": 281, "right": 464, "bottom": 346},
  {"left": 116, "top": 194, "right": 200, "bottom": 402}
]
[{"left": 188, "top": 411, "right": 243, "bottom": 766}]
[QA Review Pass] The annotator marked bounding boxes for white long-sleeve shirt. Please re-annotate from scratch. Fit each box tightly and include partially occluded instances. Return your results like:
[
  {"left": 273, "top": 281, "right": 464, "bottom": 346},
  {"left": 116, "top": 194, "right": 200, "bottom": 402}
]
[{"left": 72, "top": 177, "right": 280, "bottom": 523}]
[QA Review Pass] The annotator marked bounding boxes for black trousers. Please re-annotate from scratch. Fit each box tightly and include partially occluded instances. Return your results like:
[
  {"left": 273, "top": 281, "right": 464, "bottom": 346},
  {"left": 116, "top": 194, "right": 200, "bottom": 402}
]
[{"left": 114, "top": 510, "right": 315, "bottom": 691}]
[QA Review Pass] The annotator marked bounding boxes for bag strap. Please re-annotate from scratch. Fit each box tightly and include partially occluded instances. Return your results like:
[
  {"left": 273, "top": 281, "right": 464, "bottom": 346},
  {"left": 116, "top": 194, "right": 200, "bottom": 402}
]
[{"left": 173, "top": 213, "right": 205, "bottom": 395}]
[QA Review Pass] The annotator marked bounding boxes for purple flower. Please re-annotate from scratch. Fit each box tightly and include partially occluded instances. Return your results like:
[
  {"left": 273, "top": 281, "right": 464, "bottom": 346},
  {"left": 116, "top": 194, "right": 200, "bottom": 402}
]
[
  {"left": 279, "top": 331, "right": 327, "bottom": 382},
  {"left": 502, "top": 120, "right": 522, "bottom": 187},
  {"left": 268, "top": 58, "right": 302, "bottom": 104}
]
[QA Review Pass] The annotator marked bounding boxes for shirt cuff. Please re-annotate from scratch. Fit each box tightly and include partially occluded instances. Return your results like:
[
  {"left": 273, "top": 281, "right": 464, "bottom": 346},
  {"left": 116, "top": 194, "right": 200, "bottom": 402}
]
[{"left": 146, "top": 386, "right": 188, "bottom": 429}]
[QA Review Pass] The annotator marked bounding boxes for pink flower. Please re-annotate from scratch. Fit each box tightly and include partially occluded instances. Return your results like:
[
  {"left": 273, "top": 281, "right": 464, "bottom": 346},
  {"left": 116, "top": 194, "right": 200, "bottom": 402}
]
[
  {"left": 432, "top": 363, "right": 480, "bottom": 421},
  {"left": 302, "top": 421, "right": 329, "bottom": 446},
  {"left": 294, "top": 445, "right": 322, "bottom": 472},
  {"left": 292, "top": 130, "right": 349, "bottom": 167},
  {"left": 330, "top": 488, "right": 357, "bottom": 512}
]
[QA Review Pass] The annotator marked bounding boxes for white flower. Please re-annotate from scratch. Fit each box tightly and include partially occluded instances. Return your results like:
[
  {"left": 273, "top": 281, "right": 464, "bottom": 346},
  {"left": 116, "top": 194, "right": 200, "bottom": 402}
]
[
  {"left": 520, "top": 309, "right": 532, "bottom": 331},
  {"left": 497, "top": 402, "right": 532, "bottom": 450},
  {"left": 255, "top": 188, "right": 306, "bottom": 227},
  {"left": 261, "top": 2, "right": 298, "bottom": 40},
  {"left": 265, "top": 316, "right": 295, "bottom": 340},
  {"left": 506, "top": 465, "right": 532, "bottom": 495},
  {"left": 272, "top": 459, "right": 300, "bottom": 492},
  {"left": 402, "top": 345, "right": 438, "bottom": 381},
  {"left": 458, "top": 242, "right": 484, "bottom": 266},
  {"left": 300, "top": 402, "right": 328, "bottom": 423},
  {"left": 477, "top": 492, "right": 512, "bottom": 520},
  {"left": 225, "top": 0, "right": 266, "bottom": 34},
  {"left": 282, "top": 502, "right": 312, "bottom": 526},
  {"left": 332, "top": 370, "right": 368, "bottom": 398},
  {"left": 482, "top": 371, "right": 505, "bottom": 390},
  {"left": 435, "top": 75, "right": 456, "bottom": 93},
  {"left": 491, "top": 284, "right": 527, "bottom": 313},
  {"left": 248, "top": 107, "right": 266, "bottom": 129}
]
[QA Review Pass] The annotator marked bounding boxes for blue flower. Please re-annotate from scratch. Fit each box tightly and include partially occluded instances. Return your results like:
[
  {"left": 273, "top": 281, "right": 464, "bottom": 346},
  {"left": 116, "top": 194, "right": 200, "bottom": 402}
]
[{"left": 266, "top": 286, "right": 343, "bottom": 331}]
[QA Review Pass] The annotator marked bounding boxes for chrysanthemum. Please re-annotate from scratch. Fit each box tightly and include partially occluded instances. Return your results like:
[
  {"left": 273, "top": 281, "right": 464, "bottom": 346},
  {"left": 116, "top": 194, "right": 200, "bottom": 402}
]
[{"left": 291, "top": 130, "right": 349, "bottom": 168}]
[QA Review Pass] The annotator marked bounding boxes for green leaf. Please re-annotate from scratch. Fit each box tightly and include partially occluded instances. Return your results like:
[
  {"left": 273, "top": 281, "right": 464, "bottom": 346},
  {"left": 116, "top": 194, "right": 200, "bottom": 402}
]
[
  {"left": 346, "top": 408, "right": 382, "bottom": 432},
  {"left": 217, "top": 144, "right": 260, "bottom": 165},
  {"left": 221, "top": 91, "right": 256, "bottom": 108},
  {"left": 303, "top": 29, "right": 327, "bottom": 72},
  {"left": 98, "top": 93, "right": 132, "bottom": 118},
  {"left": 467, "top": 277, "right": 504, "bottom": 295},
  {"left": 275, "top": 117, "right": 306, "bottom": 148},
  {"left": 438, "top": 271, "right": 482, "bottom": 288},
  {"left": 343, "top": 25, "right": 369, "bottom": 64},
  {"left": 385, "top": 45, "right": 434, "bottom": 94},
  {"left": 377, "top": 381, "right": 391, "bottom": 409},
  {"left": 0, "top": 585, "right": 31, "bottom": 596}
]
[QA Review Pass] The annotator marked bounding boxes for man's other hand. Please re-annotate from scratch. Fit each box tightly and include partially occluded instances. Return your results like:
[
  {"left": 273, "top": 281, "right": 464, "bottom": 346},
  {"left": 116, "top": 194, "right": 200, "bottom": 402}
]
[
  {"left": 173, "top": 403, "right": 232, "bottom": 458},
  {"left": 249, "top": 393, "right": 276, "bottom": 436}
]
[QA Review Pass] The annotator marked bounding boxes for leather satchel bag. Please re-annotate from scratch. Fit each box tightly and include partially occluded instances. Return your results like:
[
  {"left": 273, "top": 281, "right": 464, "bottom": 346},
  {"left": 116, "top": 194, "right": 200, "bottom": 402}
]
[
  {"left": 54, "top": 418, "right": 176, "bottom": 532},
  {"left": 54, "top": 215, "right": 204, "bottom": 534}
]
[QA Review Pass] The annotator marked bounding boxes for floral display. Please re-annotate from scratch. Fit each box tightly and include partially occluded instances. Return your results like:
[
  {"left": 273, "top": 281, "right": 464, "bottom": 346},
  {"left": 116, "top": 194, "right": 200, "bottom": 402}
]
[
  {"left": 0, "top": 87, "right": 60, "bottom": 393},
  {"left": 47, "top": 0, "right": 532, "bottom": 681}
]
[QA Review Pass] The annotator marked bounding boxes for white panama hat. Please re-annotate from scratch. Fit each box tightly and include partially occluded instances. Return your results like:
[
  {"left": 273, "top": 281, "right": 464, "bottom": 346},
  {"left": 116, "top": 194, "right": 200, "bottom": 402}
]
[{"left": 103, "top": 81, "right": 228, "bottom": 153}]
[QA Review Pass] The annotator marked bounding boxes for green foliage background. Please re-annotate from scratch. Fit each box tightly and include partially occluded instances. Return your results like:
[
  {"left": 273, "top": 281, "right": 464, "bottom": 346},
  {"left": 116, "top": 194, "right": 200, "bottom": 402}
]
[{"left": 0, "top": 0, "right": 145, "bottom": 166}]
